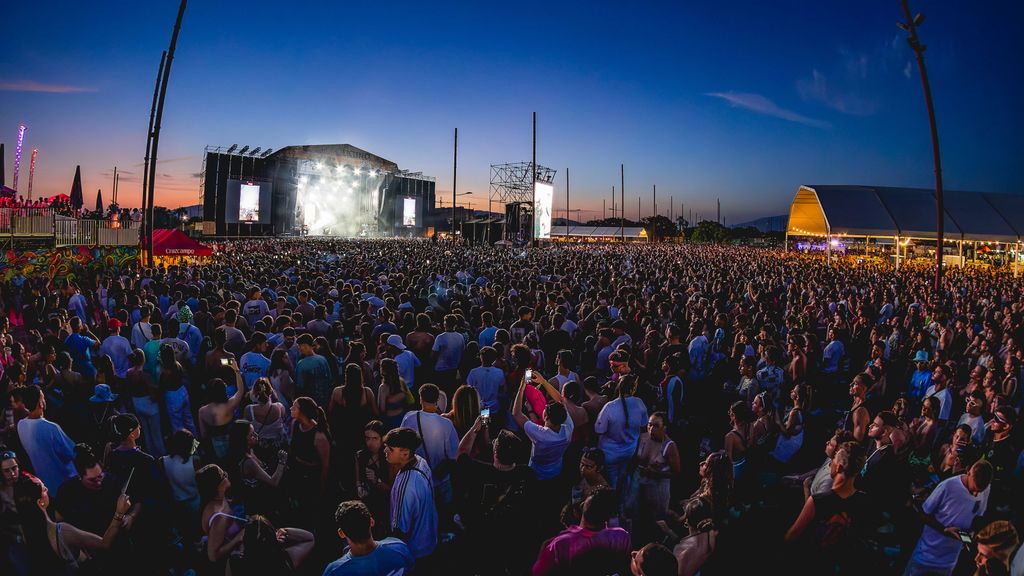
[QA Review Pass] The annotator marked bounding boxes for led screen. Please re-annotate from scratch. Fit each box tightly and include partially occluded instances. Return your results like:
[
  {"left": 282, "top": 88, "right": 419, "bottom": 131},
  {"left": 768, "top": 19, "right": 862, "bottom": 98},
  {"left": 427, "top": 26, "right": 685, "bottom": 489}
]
[
  {"left": 534, "top": 182, "right": 553, "bottom": 239},
  {"left": 403, "top": 197, "right": 417, "bottom": 226},
  {"left": 239, "top": 184, "right": 260, "bottom": 222}
]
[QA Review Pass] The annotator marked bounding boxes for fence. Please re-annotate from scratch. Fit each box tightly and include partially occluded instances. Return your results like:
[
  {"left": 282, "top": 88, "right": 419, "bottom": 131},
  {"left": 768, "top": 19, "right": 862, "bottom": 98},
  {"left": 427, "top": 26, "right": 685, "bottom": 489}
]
[{"left": 0, "top": 208, "right": 140, "bottom": 247}]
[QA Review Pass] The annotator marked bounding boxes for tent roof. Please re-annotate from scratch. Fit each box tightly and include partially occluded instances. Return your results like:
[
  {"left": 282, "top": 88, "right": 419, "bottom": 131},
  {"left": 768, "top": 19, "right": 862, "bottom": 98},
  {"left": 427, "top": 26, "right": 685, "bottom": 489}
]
[
  {"left": 550, "top": 225, "right": 647, "bottom": 238},
  {"left": 152, "top": 228, "right": 212, "bottom": 256},
  {"left": 788, "top": 185, "right": 1023, "bottom": 242}
]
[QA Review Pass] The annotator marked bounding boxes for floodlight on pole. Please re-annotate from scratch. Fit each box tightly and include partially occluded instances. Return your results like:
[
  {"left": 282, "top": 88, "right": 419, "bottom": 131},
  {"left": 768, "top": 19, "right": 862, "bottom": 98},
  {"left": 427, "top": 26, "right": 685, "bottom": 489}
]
[{"left": 899, "top": 0, "right": 945, "bottom": 291}]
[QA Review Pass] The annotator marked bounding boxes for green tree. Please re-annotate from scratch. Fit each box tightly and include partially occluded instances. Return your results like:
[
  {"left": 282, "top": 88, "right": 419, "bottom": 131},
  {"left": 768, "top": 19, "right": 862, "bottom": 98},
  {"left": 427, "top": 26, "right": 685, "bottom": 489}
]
[
  {"left": 640, "top": 215, "right": 680, "bottom": 240},
  {"left": 690, "top": 220, "right": 729, "bottom": 243}
]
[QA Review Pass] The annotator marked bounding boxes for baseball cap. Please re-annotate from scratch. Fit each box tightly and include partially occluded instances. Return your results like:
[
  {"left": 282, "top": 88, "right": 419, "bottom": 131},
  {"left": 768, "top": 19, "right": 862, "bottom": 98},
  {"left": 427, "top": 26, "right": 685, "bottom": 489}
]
[
  {"left": 386, "top": 334, "right": 406, "bottom": 350},
  {"left": 107, "top": 318, "right": 122, "bottom": 332}
]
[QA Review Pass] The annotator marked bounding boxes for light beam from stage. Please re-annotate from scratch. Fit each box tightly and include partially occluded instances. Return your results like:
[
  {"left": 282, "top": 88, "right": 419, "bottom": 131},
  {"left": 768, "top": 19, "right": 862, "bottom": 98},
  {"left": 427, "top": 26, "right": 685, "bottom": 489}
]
[{"left": 295, "top": 162, "right": 384, "bottom": 236}]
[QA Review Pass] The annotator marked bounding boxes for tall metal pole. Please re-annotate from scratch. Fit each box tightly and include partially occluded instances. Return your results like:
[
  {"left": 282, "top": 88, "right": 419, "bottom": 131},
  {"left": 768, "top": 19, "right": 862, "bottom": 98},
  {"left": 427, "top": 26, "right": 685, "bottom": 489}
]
[
  {"left": 899, "top": 0, "right": 944, "bottom": 291},
  {"left": 142, "top": 51, "right": 166, "bottom": 257},
  {"left": 452, "top": 127, "right": 457, "bottom": 236},
  {"left": 653, "top": 184, "right": 656, "bottom": 219},
  {"left": 620, "top": 164, "right": 625, "bottom": 242},
  {"left": 717, "top": 198, "right": 721, "bottom": 224},
  {"left": 603, "top": 198, "right": 606, "bottom": 221},
  {"left": 147, "top": 0, "right": 187, "bottom": 266},
  {"left": 565, "top": 167, "right": 569, "bottom": 235},
  {"left": 531, "top": 112, "right": 536, "bottom": 246},
  {"left": 112, "top": 167, "right": 117, "bottom": 206},
  {"left": 611, "top": 186, "right": 615, "bottom": 221}
]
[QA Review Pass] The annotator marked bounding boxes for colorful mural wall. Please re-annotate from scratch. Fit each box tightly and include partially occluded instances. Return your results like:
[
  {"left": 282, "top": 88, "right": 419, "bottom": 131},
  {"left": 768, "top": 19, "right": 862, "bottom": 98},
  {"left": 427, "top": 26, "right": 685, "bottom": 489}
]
[{"left": 1, "top": 246, "right": 140, "bottom": 285}]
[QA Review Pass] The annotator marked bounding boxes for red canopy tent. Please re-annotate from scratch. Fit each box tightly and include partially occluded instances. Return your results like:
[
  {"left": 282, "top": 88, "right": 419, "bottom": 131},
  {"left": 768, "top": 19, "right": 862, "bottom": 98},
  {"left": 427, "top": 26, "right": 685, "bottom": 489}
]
[{"left": 151, "top": 228, "right": 213, "bottom": 257}]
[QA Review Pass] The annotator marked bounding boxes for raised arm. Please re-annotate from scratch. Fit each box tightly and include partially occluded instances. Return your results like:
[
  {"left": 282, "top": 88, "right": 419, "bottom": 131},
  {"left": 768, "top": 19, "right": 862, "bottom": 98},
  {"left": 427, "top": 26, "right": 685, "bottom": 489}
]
[
  {"left": 532, "top": 372, "right": 563, "bottom": 403},
  {"left": 457, "top": 416, "right": 485, "bottom": 458},
  {"left": 225, "top": 359, "right": 245, "bottom": 412},
  {"left": 511, "top": 377, "right": 528, "bottom": 428},
  {"left": 62, "top": 494, "right": 130, "bottom": 552}
]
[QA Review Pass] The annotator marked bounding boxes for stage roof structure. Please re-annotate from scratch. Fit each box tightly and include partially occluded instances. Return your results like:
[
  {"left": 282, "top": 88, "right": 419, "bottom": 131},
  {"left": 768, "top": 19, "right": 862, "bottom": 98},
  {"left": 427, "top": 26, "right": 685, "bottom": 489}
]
[
  {"left": 787, "top": 185, "right": 1023, "bottom": 243},
  {"left": 550, "top": 225, "right": 648, "bottom": 240}
]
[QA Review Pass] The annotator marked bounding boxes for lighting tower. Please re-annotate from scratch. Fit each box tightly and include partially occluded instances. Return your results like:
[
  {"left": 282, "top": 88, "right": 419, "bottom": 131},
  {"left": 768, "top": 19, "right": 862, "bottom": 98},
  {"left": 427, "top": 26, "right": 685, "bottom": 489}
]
[{"left": 13, "top": 124, "right": 26, "bottom": 191}]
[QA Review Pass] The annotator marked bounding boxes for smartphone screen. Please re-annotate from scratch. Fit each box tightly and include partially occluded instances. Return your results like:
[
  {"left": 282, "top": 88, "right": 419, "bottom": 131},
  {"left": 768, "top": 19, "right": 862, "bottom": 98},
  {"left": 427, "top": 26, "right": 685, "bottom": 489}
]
[
  {"left": 221, "top": 358, "right": 230, "bottom": 366},
  {"left": 525, "top": 369, "right": 533, "bottom": 381},
  {"left": 958, "top": 531, "right": 972, "bottom": 544},
  {"left": 480, "top": 408, "right": 490, "bottom": 419}
]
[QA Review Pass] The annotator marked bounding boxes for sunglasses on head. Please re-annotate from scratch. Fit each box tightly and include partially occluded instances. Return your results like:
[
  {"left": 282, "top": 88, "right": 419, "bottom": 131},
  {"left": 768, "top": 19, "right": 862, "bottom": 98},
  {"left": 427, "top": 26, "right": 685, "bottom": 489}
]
[{"left": 0, "top": 451, "right": 16, "bottom": 461}]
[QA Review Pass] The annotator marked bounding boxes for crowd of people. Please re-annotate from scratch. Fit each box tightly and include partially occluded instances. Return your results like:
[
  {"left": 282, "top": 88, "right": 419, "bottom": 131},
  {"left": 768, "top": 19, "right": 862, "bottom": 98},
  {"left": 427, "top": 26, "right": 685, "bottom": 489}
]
[{"left": 0, "top": 238, "right": 1023, "bottom": 576}]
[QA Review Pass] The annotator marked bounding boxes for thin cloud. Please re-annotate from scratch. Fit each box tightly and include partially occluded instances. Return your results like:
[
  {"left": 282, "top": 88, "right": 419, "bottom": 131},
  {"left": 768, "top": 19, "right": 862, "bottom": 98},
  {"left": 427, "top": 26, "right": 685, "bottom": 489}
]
[
  {"left": 796, "top": 69, "right": 878, "bottom": 116},
  {"left": 0, "top": 79, "right": 97, "bottom": 93},
  {"left": 706, "top": 91, "right": 831, "bottom": 129}
]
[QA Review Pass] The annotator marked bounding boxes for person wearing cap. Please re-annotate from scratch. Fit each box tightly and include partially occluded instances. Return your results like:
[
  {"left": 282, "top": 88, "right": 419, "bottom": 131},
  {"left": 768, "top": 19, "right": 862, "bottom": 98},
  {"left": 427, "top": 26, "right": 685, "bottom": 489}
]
[
  {"left": 383, "top": 427, "right": 438, "bottom": 561},
  {"left": 240, "top": 332, "right": 271, "bottom": 390},
  {"left": 908, "top": 350, "right": 933, "bottom": 404},
  {"left": 295, "top": 333, "right": 333, "bottom": 408},
  {"left": 386, "top": 334, "right": 421, "bottom": 389},
  {"left": 100, "top": 318, "right": 133, "bottom": 378}
]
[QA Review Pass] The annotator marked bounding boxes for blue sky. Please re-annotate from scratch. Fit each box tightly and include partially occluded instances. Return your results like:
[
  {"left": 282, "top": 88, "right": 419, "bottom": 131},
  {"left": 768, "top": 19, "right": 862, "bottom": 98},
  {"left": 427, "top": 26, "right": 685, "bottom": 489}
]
[{"left": 1, "top": 0, "right": 1021, "bottom": 223}]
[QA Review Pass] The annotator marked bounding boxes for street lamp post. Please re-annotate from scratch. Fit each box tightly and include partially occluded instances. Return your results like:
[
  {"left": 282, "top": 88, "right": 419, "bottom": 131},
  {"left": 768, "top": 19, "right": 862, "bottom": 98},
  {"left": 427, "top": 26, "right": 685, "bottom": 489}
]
[{"left": 898, "top": 0, "right": 944, "bottom": 291}]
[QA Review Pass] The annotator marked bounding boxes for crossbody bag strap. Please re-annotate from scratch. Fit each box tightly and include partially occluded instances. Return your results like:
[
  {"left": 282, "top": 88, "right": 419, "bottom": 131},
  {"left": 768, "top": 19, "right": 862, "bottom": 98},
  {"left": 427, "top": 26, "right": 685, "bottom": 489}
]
[{"left": 416, "top": 412, "right": 431, "bottom": 463}]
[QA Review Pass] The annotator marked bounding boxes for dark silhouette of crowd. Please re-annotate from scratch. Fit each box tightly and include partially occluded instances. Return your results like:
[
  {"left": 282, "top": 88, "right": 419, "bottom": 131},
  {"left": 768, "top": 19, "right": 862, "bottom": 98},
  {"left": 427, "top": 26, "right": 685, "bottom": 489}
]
[{"left": 0, "top": 238, "right": 1022, "bottom": 576}]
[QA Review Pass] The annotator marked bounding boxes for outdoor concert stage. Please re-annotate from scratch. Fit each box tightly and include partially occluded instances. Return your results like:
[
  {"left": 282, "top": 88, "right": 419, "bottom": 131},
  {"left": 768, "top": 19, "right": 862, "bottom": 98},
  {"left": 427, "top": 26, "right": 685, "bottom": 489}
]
[{"left": 200, "top": 144, "right": 436, "bottom": 238}]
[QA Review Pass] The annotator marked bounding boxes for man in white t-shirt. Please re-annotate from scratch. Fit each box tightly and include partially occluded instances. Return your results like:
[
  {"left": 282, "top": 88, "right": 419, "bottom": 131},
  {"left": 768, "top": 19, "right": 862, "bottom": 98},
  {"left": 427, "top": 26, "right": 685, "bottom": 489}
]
[
  {"left": 957, "top": 390, "right": 987, "bottom": 445},
  {"left": 906, "top": 460, "right": 993, "bottom": 575},
  {"left": 511, "top": 377, "right": 573, "bottom": 480},
  {"left": 400, "top": 384, "right": 458, "bottom": 495},
  {"left": 925, "top": 364, "right": 954, "bottom": 422}
]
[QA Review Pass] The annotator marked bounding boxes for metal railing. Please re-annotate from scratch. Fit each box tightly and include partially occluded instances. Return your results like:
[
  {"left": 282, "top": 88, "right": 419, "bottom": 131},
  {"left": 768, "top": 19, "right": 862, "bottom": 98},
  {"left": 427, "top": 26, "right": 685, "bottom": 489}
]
[{"left": 1, "top": 208, "right": 140, "bottom": 247}]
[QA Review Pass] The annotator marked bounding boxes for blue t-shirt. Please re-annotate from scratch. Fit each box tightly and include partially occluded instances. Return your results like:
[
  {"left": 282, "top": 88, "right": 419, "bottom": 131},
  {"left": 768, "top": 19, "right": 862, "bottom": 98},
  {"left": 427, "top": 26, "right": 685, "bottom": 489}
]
[
  {"left": 466, "top": 366, "right": 505, "bottom": 411},
  {"left": 64, "top": 332, "right": 97, "bottom": 378},
  {"left": 394, "top": 350, "right": 421, "bottom": 388},
  {"left": 478, "top": 326, "right": 498, "bottom": 348},
  {"left": 296, "top": 354, "right": 333, "bottom": 406},
  {"left": 431, "top": 332, "right": 464, "bottom": 372},
  {"left": 240, "top": 351, "right": 271, "bottom": 389},
  {"left": 322, "top": 538, "right": 414, "bottom": 576}
]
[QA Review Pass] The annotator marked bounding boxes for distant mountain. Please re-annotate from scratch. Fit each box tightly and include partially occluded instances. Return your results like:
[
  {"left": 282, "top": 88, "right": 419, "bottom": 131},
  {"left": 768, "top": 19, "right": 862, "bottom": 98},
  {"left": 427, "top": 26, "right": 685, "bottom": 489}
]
[{"left": 731, "top": 215, "right": 787, "bottom": 233}]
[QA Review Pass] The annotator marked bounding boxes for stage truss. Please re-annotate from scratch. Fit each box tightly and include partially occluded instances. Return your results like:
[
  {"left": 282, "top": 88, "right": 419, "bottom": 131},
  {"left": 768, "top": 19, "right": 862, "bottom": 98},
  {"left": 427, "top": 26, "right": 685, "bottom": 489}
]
[{"left": 489, "top": 162, "right": 556, "bottom": 206}]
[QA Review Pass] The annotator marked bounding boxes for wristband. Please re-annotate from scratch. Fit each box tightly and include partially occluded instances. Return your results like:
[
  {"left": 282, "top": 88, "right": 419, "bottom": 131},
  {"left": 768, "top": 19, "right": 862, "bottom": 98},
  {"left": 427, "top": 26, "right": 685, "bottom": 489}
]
[{"left": 113, "top": 513, "right": 125, "bottom": 522}]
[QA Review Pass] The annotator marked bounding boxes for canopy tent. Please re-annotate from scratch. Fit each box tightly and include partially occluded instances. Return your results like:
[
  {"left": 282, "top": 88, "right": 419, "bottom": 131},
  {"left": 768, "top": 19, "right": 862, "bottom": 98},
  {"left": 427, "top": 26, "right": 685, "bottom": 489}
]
[
  {"left": 151, "top": 228, "right": 212, "bottom": 257},
  {"left": 787, "top": 185, "right": 1022, "bottom": 243},
  {"left": 549, "top": 225, "right": 648, "bottom": 241}
]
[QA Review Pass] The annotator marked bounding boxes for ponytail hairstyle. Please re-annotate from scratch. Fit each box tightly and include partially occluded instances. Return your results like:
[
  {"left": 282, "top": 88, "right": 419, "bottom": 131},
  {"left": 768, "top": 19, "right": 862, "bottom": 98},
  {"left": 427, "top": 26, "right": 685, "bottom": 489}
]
[
  {"left": 294, "top": 396, "right": 331, "bottom": 443},
  {"left": 617, "top": 374, "right": 639, "bottom": 427}
]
